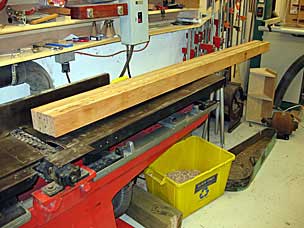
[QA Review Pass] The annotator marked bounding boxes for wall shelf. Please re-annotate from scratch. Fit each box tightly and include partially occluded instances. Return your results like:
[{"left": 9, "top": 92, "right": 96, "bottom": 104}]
[
  {"left": 0, "top": 22, "right": 205, "bottom": 67},
  {"left": 0, "top": 17, "right": 107, "bottom": 36},
  {"left": 246, "top": 68, "right": 277, "bottom": 123},
  {"left": 0, "top": 9, "right": 192, "bottom": 36}
]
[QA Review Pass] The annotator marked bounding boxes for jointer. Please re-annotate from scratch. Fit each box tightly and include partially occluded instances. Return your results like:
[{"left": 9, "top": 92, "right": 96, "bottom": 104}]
[{"left": 0, "top": 73, "right": 225, "bottom": 228}]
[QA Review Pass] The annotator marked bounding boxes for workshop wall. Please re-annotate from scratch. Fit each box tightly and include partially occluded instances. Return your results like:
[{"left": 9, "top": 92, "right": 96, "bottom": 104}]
[
  {"left": 36, "top": 31, "right": 186, "bottom": 86},
  {"left": 0, "top": 31, "right": 187, "bottom": 103}
]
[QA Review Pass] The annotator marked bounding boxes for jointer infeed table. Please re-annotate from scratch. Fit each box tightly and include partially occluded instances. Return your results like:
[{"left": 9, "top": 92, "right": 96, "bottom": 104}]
[{"left": 0, "top": 73, "right": 225, "bottom": 228}]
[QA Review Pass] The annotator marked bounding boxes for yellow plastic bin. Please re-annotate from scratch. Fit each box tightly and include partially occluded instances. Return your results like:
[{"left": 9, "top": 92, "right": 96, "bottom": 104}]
[{"left": 144, "top": 136, "right": 235, "bottom": 217}]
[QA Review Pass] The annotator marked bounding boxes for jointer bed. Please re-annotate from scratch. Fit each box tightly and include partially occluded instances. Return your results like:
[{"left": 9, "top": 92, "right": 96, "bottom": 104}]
[{"left": 0, "top": 73, "right": 225, "bottom": 228}]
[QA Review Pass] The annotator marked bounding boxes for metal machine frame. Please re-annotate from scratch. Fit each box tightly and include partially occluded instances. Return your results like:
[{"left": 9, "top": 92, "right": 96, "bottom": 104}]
[{"left": 0, "top": 73, "right": 225, "bottom": 228}]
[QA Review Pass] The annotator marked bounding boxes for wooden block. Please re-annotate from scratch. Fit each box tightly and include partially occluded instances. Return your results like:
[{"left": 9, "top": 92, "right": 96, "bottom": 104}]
[
  {"left": 69, "top": 3, "right": 128, "bottom": 19},
  {"left": 127, "top": 186, "right": 183, "bottom": 228},
  {"left": 31, "top": 41, "right": 270, "bottom": 137},
  {"left": 39, "top": 7, "right": 71, "bottom": 16}
]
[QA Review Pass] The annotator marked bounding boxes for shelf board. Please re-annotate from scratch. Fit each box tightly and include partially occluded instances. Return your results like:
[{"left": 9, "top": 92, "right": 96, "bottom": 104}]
[
  {"left": 250, "top": 68, "right": 277, "bottom": 78},
  {"left": 248, "top": 93, "right": 273, "bottom": 102},
  {"left": 148, "top": 9, "right": 187, "bottom": 15},
  {"left": 0, "top": 22, "right": 205, "bottom": 67},
  {"left": 0, "top": 16, "right": 108, "bottom": 36},
  {"left": 0, "top": 9, "right": 194, "bottom": 36}
]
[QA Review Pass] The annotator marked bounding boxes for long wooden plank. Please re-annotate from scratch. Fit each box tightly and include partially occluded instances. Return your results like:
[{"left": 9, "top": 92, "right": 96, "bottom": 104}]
[{"left": 31, "top": 41, "right": 270, "bottom": 137}]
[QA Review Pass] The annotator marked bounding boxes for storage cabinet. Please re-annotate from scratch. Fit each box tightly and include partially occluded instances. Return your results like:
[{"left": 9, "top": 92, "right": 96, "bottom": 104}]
[
  {"left": 177, "top": 0, "right": 207, "bottom": 9},
  {"left": 285, "top": 0, "right": 304, "bottom": 27},
  {"left": 149, "top": 0, "right": 209, "bottom": 10},
  {"left": 246, "top": 68, "right": 277, "bottom": 123}
]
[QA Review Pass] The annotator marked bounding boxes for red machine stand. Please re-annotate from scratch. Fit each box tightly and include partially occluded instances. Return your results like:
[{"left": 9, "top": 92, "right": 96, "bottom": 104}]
[{"left": 21, "top": 114, "right": 208, "bottom": 228}]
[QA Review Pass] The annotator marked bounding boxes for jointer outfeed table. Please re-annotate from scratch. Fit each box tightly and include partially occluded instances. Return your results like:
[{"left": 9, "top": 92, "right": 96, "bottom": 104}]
[{"left": 0, "top": 73, "right": 225, "bottom": 228}]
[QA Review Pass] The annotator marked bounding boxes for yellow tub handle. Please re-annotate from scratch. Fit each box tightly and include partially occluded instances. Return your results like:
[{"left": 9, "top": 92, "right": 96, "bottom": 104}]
[{"left": 146, "top": 168, "right": 167, "bottom": 186}]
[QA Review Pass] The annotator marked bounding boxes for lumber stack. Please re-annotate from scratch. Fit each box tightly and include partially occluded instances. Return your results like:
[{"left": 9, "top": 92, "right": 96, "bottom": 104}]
[{"left": 31, "top": 41, "right": 270, "bottom": 137}]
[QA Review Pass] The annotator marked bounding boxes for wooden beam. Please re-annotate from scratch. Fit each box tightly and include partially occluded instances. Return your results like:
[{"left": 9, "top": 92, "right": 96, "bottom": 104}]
[{"left": 31, "top": 41, "right": 270, "bottom": 137}]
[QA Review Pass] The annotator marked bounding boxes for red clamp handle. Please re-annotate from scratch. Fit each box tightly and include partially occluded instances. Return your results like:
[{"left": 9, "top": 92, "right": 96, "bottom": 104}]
[
  {"left": 0, "top": 0, "right": 8, "bottom": 11},
  {"left": 190, "top": 49, "right": 195, "bottom": 59},
  {"left": 200, "top": 43, "right": 214, "bottom": 54},
  {"left": 213, "top": 36, "right": 222, "bottom": 49}
]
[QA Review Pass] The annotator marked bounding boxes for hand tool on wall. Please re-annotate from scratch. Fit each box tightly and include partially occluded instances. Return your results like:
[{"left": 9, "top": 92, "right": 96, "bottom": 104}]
[
  {"left": 101, "top": 20, "right": 117, "bottom": 38},
  {"left": 47, "top": 0, "right": 66, "bottom": 7},
  {"left": 29, "top": 13, "right": 58, "bottom": 25},
  {"left": 6, "top": 5, "right": 59, "bottom": 25},
  {"left": 6, "top": 6, "right": 36, "bottom": 24},
  {"left": 32, "top": 42, "right": 64, "bottom": 52}
]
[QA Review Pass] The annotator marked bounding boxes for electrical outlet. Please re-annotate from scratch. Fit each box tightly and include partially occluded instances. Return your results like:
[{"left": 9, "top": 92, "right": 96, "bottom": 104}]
[{"left": 55, "top": 52, "right": 75, "bottom": 64}]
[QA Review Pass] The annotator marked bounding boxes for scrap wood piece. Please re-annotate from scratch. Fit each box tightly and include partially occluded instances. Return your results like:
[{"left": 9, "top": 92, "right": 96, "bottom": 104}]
[
  {"left": 126, "top": 186, "right": 183, "bottom": 228},
  {"left": 31, "top": 41, "right": 270, "bottom": 137}
]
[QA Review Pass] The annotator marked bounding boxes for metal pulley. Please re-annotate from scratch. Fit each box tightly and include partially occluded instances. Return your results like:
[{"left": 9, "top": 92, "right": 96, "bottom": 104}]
[{"left": 224, "top": 82, "right": 244, "bottom": 132}]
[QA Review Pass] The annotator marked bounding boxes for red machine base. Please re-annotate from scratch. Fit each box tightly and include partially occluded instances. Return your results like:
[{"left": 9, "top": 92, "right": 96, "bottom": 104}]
[{"left": 21, "top": 115, "right": 208, "bottom": 228}]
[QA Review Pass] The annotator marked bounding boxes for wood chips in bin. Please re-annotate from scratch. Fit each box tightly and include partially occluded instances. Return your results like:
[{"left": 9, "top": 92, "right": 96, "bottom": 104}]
[{"left": 167, "top": 170, "right": 201, "bottom": 183}]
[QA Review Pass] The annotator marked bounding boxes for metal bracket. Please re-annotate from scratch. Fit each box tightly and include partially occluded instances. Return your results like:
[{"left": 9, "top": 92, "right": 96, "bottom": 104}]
[
  {"left": 42, "top": 168, "right": 89, "bottom": 197},
  {"left": 11, "top": 64, "right": 18, "bottom": 85}
]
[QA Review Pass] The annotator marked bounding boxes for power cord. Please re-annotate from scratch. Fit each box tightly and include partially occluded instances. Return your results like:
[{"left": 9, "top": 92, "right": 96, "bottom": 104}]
[
  {"left": 126, "top": 45, "right": 131, "bottom": 78},
  {"left": 61, "top": 62, "right": 71, "bottom": 83},
  {"left": 65, "top": 72, "right": 71, "bottom": 83},
  {"left": 75, "top": 40, "right": 150, "bottom": 58},
  {"left": 119, "top": 45, "right": 134, "bottom": 78}
]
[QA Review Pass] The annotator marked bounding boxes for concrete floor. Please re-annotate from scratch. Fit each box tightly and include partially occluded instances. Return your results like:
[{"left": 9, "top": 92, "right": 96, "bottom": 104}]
[{"left": 121, "top": 122, "right": 304, "bottom": 228}]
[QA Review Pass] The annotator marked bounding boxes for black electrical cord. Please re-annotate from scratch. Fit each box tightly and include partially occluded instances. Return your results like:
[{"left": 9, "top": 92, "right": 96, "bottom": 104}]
[
  {"left": 126, "top": 45, "right": 132, "bottom": 78},
  {"left": 125, "top": 45, "right": 130, "bottom": 78},
  {"left": 75, "top": 40, "right": 150, "bottom": 58},
  {"left": 65, "top": 72, "right": 71, "bottom": 83},
  {"left": 119, "top": 45, "right": 135, "bottom": 78}
]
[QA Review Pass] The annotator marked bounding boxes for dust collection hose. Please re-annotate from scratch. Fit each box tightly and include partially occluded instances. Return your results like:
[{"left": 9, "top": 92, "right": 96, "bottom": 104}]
[
  {"left": 274, "top": 55, "right": 304, "bottom": 107},
  {"left": 0, "top": 61, "right": 54, "bottom": 94}
]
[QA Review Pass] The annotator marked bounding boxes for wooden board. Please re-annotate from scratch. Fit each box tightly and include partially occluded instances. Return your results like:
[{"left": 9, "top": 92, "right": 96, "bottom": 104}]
[
  {"left": 0, "top": 74, "right": 110, "bottom": 136},
  {"left": 31, "top": 41, "right": 270, "bottom": 137},
  {"left": 46, "top": 75, "right": 224, "bottom": 167},
  {"left": 69, "top": 3, "right": 128, "bottom": 19},
  {"left": 127, "top": 186, "right": 182, "bottom": 228}
]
